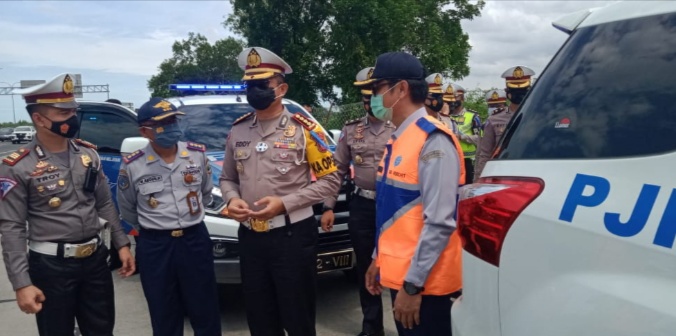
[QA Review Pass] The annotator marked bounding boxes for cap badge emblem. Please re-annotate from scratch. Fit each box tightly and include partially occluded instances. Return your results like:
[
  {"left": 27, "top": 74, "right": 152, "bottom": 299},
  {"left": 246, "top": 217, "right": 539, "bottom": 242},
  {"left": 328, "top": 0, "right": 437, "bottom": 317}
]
[
  {"left": 63, "top": 75, "right": 74, "bottom": 94},
  {"left": 247, "top": 49, "right": 262, "bottom": 68},
  {"left": 434, "top": 74, "right": 442, "bottom": 85},
  {"left": 513, "top": 67, "right": 524, "bottom": 78},
  {"left": 153, "top": 100, "right": 173, "bottom": 112}
]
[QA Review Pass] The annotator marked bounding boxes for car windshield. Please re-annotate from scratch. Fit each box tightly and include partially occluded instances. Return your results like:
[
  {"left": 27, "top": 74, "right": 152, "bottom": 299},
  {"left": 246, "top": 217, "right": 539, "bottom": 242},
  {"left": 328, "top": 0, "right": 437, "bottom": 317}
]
[
  {"left": 15, "top": 127, "right": 31, "bottom": 132},
  {"left": 177, "top": 102, "right": 332, "bottom": 151}
]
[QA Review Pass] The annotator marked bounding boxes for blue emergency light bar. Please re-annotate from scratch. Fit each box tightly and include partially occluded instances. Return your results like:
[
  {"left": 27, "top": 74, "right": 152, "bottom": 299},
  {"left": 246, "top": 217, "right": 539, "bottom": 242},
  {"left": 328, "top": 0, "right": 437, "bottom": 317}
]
[{"left": 168, "top": 84, "right": 246, "bottom": 91}]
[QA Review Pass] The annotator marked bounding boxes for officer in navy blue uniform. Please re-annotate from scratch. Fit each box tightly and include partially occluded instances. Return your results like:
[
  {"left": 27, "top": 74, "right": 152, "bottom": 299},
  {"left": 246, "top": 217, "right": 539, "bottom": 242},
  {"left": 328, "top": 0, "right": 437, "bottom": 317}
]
[{"left": 117, "top": 98, "right": 221, "bottom": 336}]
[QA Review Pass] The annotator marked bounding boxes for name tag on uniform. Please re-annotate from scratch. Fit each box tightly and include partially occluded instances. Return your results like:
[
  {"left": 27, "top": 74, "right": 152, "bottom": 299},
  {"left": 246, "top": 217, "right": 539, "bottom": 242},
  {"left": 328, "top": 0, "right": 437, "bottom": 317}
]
[{"left": 187, "top": 191, "right": 201, "bottom": 215}]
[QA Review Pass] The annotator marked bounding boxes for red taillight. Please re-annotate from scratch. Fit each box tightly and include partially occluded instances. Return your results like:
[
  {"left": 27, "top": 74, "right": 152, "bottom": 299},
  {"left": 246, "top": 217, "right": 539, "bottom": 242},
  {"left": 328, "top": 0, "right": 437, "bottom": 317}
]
[{"left": 457, "top": 177, "right": 544, "bottom": 266}]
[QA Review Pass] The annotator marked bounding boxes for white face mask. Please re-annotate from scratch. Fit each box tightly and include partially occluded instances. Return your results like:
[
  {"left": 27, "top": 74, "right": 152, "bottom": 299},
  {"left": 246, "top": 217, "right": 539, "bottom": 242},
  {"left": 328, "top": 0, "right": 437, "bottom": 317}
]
[{"left": 488, "top": 107, "right": 498, "bottom": 115}]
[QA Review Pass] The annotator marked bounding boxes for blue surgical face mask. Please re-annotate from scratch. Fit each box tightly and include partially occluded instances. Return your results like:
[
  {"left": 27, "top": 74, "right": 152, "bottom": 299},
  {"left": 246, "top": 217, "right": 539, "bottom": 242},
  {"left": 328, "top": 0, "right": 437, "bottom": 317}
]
[
  {"left": 146, "top": 122, "right": 183, "bottom": 148},
  {"left": 370, "top": 83, "right": 401, "bottom": 122}
]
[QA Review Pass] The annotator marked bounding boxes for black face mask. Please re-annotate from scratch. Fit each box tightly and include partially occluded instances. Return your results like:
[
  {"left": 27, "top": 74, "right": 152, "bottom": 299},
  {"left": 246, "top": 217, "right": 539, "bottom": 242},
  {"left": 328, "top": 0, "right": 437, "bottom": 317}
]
[
  {"left": 43, "top": 115, "right": 80, "bottom": 138},
  {"left": 425, "top": 94, "right": 444, "bottom": 113},
  {"left": 448, "top": 101, "right": 462, "bottom": 111},
  {"left": 246, "top": 84, "right": 278, "bottom": 111},
  {"left": 363, "top": 95, "right": 373, "bottom": 116},
  {"left": 509, "top": 89, "right": 529, "bottom": 105}
]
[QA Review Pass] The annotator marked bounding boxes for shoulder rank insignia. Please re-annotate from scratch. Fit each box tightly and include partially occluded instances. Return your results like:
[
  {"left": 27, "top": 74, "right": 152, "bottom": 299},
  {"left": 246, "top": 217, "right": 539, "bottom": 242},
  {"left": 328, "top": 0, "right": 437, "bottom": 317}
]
[
  {"left": 123, "top": 150, "right": 144, "bottom": 164},
  {"left": 187, "top": 142, "right": 206, "bottom": 152},
  {"left": 233, "top": 112, "right": 254, "bottom": 125},
  {"left": 2, "top": 148, "right": 30, "bottom": 166},
  {"left": 292, "top": 113, "right": 317, "bottom": 131},
  {"left": 344, "top": 118, "right": 361, "bottom": 126},
  {"left": 74, "top": 138, "right": 98, "bottom": 150}
]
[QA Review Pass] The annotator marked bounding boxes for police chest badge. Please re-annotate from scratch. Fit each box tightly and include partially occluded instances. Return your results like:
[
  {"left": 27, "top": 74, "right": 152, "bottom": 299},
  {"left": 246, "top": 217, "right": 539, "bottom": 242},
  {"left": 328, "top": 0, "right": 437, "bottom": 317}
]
[
  {"left": 81, "top": 154, "right": 92, "bottom": 167},
  {"left": 354, "top": 155, "right": 363, "bottom": 165},
  {"left": 49, "top": 197, "right": 61, "bottom": 208},
  {"left": 187, "top": 191, "right": 200, "bottom": 215},
  {"left": 284, "top": 125, "right": 296, "bottom": 138},
  {"left": 148, "top": 196, "right": 159, "bottom": 209}
]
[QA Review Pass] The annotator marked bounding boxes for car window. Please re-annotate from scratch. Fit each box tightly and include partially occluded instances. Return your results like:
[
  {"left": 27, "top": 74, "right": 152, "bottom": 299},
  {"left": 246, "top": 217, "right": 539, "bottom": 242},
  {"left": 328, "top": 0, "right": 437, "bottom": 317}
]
[
  {"left": 15, "top": 127, "right": 32, "bottom": 132},
  {"left": 498, "top": 13, "right": 676, "bottom": 160},
  {"left": 79, "top": 110, "right": 139, "bottom": 153}
]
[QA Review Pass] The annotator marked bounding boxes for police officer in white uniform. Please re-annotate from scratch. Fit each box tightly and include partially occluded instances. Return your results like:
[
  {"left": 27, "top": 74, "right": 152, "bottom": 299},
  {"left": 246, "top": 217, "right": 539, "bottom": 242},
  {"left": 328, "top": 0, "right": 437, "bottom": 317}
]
[{"left": 117, "top": 98, "right": 221, "bottom": 336}]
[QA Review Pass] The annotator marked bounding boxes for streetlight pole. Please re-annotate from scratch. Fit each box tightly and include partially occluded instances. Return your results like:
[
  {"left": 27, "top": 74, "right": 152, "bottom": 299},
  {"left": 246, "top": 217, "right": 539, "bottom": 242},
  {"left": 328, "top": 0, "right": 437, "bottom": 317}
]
[{"left": 0, "top": 81, "right": 19, "bottom": 123}]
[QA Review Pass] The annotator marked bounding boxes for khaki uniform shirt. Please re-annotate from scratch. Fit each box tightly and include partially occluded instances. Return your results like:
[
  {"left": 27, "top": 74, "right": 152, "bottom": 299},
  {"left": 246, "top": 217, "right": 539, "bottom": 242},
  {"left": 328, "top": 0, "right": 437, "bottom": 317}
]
[
  {"left": 116, "top": 141, "right": 213, "bottom": 231},
  {"left": 474, "top": 106, "right": 515, "bottom": 182},
  {"left": 219, "top": 109, "right": 342, "bottom": 221},
  {"left": 0, "top": 139, "right": 129, "bottom": 290},
  {"left": 437, "top": 114, "right": 458, "bottom": 134},
  {"left": 325, "top": 116, "right": 395, "bottom": 208}
]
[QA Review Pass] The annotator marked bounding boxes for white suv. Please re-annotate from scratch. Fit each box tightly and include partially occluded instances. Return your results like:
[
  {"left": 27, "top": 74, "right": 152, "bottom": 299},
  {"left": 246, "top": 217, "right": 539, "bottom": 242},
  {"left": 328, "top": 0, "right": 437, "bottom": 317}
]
[
  {"left": 452, "top": 2, "right": 676, "bottom": 335},
  {"left": 10, "top": 126, "right": 36, "bottom": 144}
]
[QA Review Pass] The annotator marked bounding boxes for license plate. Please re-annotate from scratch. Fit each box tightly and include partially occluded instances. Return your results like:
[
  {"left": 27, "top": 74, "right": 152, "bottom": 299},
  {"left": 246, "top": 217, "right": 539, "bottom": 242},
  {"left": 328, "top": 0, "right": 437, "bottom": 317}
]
[{"left": 316, "top": 249, "right": 353, "bottom": 273}]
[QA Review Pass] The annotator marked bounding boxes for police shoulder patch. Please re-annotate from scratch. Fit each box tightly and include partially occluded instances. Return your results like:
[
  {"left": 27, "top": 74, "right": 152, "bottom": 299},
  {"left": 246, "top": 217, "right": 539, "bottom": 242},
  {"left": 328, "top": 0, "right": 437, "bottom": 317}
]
[
  {"left": 123, "top": 150, "right": 144, "bottom": 164},
  {"left": 292, "top": 113, "right": 317, "bottom": 131},
  {"left": 187, "top": 142, "right": 206, "bottom": 152},
  {"left": 74, "top": 138, "right": 98, "bottom": 150},
  {"left": 232, "top": 112, "right": 254, "bottom": 125},
  {"left": 2, "top": 148, "right": 30, "bottom": 166}
]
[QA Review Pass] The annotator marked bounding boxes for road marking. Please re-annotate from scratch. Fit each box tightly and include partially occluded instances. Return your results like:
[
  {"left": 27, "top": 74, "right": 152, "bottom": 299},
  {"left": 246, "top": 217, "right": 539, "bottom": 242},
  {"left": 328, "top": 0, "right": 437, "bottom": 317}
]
[{"left": 0, "top": 150, "right": 17, "bottom": 156}]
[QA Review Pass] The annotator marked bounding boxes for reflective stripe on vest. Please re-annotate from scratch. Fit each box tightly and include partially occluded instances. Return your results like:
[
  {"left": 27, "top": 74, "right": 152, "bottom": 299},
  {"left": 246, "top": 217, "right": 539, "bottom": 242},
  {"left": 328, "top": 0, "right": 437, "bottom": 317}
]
[
  {"left": 375, "top": 116, "right": 465, "bottom": 295},
  {"left": 451, "top": 110, "right": 477, "bottom": 159}
]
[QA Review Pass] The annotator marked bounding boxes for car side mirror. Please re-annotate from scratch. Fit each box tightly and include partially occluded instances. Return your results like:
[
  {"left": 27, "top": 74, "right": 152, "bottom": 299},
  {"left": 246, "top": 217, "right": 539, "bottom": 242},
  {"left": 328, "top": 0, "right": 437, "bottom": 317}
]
[
  {"left": 329, "top": 129, "right": 341, "bottom": 143},
  {"left": 120, "top": 137, "right": 149, "bottom": 156}
]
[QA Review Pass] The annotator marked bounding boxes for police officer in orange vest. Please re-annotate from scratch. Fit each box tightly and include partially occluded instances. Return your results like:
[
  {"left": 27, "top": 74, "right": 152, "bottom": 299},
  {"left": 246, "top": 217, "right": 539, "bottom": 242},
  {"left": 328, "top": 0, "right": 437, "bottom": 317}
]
[{"left": 364, "top": 52, "right": 465, "bottom": 336}]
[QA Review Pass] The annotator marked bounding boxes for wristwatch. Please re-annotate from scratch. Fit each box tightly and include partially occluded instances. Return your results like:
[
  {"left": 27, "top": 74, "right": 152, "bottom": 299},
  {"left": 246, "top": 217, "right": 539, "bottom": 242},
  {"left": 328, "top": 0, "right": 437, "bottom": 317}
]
[
  {"left": 403, "top": 281, "right": 424, "bottom": 295},
  {"left": 322, "top": 205, "right": 333, "bottom": 213}
]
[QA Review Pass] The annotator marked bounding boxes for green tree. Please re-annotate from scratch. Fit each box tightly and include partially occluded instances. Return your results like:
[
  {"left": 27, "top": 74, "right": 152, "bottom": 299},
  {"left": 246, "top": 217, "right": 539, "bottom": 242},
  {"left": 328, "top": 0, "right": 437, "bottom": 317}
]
[
  {"left": 325, "top": 0, "right": 484, "bottom": 103},
  {"left": 225, "top": 0, "right": 484, "bottom": 105},
  {"left": 147, "top": 33, "right": 246, "bottom": 97}
]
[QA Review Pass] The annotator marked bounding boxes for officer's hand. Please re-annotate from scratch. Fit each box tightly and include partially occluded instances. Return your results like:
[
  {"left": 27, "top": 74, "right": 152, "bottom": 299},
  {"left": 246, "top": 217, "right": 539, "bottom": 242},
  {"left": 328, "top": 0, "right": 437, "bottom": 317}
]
[
  {"left": 227, "top": 198, "right": 252, "bottom": 222},
  {"left": 365, "top": 259, "right": 383, "bottom": 296},
  {"left": 117, "top": 246, "right": 136, "bottom": 278},
  {"left": 16, "top": 285, "right": 45, "bottom": 314},
  {"left": 393, "top": 290, "right": 422, "bottom": 329},
  {"left": 320, "top": 210, "right": 335, "bottom": 232},
  {"left": 250, "top": 196, "right": 286, "bottom": 221}
]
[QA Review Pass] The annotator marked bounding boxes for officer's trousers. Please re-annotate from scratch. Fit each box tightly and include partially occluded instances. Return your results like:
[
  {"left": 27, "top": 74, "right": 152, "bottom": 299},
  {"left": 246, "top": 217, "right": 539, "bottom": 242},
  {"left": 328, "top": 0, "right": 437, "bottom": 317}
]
[
  {"left": 29, "top": 242, "right": 115, "bottom": 336},
  {"left": 464, "top": 158, "right": 475, "bottom": 183},
  {"left": 137, "top": 222, "right": 221, "bottom": 336},
  {"left": 390, "top": 290, "right": 460, "bottom": 336},
  {"left": 239, "top": 216, "right": 318, "bottom": 336},
  {"left": 349, "top": 194, "right": 384, "bottom": 334}
]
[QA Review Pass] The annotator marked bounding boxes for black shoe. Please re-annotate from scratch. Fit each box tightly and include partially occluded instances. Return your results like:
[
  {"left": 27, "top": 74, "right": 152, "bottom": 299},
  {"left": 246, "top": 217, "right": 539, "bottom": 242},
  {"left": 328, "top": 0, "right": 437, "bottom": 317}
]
[{"left": 357, "top": 331, "right": 385, "bottom": 336}]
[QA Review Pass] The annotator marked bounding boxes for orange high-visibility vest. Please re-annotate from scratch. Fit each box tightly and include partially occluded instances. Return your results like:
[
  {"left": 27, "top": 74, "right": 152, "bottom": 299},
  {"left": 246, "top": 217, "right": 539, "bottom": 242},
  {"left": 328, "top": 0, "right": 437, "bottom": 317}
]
[{"left": 375, "top": 115, "right": 465, "bottom": 295}]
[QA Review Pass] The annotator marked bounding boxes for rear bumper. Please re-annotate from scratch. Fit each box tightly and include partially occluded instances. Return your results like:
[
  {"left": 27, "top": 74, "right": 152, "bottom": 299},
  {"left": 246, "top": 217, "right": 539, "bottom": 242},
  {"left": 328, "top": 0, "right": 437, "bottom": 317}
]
[{"left": 451, "top": 251, "right": 501, "bottom": 336}]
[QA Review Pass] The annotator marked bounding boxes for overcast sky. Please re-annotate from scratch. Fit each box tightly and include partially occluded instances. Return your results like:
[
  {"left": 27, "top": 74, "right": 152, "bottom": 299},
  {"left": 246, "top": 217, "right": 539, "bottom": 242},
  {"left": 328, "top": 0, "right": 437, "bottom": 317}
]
[{"left": 0, "top": 0, "right": 616, "bottom": 123}]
